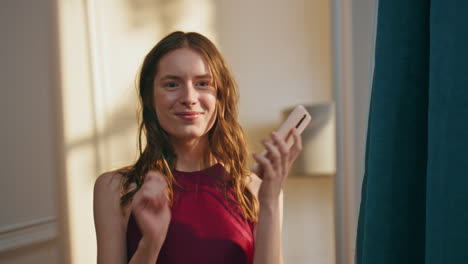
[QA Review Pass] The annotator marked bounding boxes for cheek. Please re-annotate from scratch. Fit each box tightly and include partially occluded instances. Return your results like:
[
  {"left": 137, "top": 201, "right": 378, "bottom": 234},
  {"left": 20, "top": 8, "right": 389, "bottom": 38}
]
[
  {"left": 200, "top": 93, "right": 217, "bottom": 112},
  {"left": 202, "top": 94, "right": 218, "bottom": 131},
  {"left": 153, "top": 92, "right": 176, "bottom": 132},
  {"left": 154, "top": 91, "right": 176, "bottom": 110}
]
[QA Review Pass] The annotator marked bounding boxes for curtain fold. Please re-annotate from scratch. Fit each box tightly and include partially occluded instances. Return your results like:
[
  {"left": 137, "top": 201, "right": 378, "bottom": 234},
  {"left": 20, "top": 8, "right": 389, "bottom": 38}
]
[{"left": 356, "top": 0, "right": 468, "bottom": 263}]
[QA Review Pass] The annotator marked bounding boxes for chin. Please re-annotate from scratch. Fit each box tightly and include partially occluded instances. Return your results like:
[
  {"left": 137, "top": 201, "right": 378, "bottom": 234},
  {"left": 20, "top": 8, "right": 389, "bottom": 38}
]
[{"left": 172, "top": 130, "right": 206, "bottom": 141}]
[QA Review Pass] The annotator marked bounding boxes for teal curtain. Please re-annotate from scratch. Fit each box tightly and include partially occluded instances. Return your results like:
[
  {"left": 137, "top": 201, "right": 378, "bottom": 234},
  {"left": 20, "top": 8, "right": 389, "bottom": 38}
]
[{"left": 356, "top": 0, "right": 468, "bottom": 263}]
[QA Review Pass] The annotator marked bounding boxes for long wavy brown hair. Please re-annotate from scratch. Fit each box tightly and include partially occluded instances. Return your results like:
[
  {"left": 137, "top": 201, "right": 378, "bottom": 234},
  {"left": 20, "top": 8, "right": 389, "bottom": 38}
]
[{"left": 119, "top": 31, "right": 258, "bottom": 222}]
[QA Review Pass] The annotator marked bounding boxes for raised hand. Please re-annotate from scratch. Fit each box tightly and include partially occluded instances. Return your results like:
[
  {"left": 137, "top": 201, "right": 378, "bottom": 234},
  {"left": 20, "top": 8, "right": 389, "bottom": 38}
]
[
  {"left": 131, "top": 170, "right": 171, "bottom": 251},
  {"left": 253, "top": 128, "right": 302, "bottom": 204}
]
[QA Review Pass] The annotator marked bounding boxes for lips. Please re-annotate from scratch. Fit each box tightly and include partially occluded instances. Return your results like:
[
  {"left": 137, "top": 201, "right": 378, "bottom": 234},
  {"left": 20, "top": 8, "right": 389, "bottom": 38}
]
[{"left": 175, "top": 111, "right": 203, "bottom": 121}]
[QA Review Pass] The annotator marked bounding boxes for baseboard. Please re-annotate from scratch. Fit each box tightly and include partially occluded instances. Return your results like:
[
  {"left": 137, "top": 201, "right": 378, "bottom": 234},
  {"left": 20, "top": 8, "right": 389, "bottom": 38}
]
[{"left": 0, "top": 216, "right": 58, "bottom": 253}]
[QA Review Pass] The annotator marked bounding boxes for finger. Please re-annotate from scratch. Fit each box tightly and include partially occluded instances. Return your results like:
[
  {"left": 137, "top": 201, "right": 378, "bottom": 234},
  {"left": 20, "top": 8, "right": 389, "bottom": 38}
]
[
  {"left": 145, "top": 170, "right": 163, "bottom": 182},
  {"left": 145, "top": 171, "right": 168, "bottom": 189},
  {"left": 138, "top": 171, "right": 169, "bottom": 207},
  {"left": 271, "top": 131, "right": 289, "bottom": 176},
  {"left": 136, "top": 189, "right": 166, "bottom": 212},
  {"left": 262, "top": 139, "right": 281, "bottom": 172},
  {"left": 132, "top": 191, "right": 147, "bottom": 212},
  {"left": 289, "top": 128, "right": 303, "bottom": 163},
  {"left": 253, "top": 153, "right": 275, "bottom": 180}
]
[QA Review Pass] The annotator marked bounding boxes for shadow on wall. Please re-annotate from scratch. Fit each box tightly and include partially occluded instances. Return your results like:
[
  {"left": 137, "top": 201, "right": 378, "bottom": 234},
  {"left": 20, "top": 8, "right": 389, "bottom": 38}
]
[{"left": 125, "top": 0, "right": 185, "bottom": 30}]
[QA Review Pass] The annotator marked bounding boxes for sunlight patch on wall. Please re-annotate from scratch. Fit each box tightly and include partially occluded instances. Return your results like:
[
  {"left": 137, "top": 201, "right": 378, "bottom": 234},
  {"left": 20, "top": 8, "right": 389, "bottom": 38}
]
[{"left": 57, "top": 1, "right": 99, "bottom": 263}]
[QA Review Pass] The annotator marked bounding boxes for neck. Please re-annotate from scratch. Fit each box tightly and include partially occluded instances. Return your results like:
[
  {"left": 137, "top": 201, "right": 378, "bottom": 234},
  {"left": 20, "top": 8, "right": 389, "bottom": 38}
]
[{"left": 171, "top": 136, "right": 215, "bottom": 172}]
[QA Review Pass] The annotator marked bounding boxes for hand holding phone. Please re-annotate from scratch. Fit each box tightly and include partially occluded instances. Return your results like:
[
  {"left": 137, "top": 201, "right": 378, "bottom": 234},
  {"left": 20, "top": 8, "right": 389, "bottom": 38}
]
[{"left": 251, "top": 105, "right": 311, "bottom": 174}]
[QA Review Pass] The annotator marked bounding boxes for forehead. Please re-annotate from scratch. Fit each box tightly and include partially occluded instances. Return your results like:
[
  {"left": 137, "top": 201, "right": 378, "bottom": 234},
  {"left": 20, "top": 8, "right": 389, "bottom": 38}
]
[{"left": 156, "top": 48, "right": 211, "bottom": 77}]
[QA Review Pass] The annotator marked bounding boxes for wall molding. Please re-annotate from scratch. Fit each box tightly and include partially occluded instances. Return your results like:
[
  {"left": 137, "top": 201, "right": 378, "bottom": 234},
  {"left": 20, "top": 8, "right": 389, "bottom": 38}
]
[
  {"left": 331, "top": 0, "right": 359, "bottom": 263},
  {"left": 0, "top": 216, "right": 58, "bottom": 253},
  {"left": 332, "top": 0, "right": 378, "bottom": 264}
]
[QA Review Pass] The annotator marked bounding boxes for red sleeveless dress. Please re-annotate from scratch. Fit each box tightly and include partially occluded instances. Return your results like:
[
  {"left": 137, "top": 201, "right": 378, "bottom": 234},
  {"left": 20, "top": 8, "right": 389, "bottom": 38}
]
[{"left": 126, "top": 163, "right": 256, "bottom": 263}]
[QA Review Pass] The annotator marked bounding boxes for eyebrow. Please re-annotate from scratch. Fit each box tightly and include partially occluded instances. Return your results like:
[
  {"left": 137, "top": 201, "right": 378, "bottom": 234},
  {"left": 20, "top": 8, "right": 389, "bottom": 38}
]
[
  {"left": 159, "top": 75, "right": 181, "bottom": 81},
  {"left": 194, "top": 74, "right": 212, "bottom": 79},
  {"left": 159, "top": 74, "right": 212, "bottom": 81}
]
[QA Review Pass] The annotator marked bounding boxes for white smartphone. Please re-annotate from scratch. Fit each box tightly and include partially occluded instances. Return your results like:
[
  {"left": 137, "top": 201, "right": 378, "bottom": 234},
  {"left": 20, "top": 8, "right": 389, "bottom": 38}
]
[{"left": 251, "top": 105, "right": 312, "bottom": 174}]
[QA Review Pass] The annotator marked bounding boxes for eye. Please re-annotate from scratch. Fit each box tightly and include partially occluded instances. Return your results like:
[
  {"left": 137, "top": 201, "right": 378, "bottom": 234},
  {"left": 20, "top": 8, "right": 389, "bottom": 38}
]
[
  {"left": 196, "top": 80, "right": 214, "bottom": 88},
  {"left": 164, "top": 82, "right": 178, "bottom": 88}
]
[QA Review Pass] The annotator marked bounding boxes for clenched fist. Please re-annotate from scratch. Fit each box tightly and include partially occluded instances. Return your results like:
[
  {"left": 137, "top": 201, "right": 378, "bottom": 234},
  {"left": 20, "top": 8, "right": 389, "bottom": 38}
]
[{"left": 132, "top": 170, "right": 171, "bottom": 250}]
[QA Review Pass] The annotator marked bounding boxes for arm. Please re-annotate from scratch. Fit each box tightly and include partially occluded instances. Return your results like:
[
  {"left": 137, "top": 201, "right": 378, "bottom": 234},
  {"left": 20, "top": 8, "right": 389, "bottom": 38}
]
[
  {"left": 249, "top": 174, "right": 284, "bottom": 264},
  {"left": 93, "top": 172, "right": 127, "bottom": 264},
  {"left": 93, "top": 171, "right": 169, "bottom": 264},
  {"left": 252, "top": 128, "right": 302, "bottom": 264}
]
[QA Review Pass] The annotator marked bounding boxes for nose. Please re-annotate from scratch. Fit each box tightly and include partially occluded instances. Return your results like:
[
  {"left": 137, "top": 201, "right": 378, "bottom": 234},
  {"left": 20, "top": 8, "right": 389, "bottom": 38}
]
[{"left": 179, "top": 82, "right": 197, "bottom": 106}]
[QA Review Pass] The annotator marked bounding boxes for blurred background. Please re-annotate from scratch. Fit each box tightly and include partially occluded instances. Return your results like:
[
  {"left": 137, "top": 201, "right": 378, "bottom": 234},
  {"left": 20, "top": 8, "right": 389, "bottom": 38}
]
[{"left": 0, "top": 0, "right": 376, "bottom": 263}]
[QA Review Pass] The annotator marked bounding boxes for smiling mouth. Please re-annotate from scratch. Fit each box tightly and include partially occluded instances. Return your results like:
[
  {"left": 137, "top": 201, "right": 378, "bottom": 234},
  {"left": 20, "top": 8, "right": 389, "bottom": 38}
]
[{"left": 175, "top": 112, "right": 202, "bottom": 121}]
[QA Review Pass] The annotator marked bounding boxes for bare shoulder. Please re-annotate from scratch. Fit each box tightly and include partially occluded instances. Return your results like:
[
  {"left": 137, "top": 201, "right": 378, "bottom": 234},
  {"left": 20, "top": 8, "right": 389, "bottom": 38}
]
[
  {"left": 93, "top": 170, "right": 129, "bottom": 263},
  {"left": 247, "top": 172, "right": 262, "bottom": 197},
  {"left": 93, "top": 169, "right": 132, "bottom": 220},
  {"left": 247, "top": 171, "right": 283, "bottom": 223},
  {"left": 247, "top": 172, "right": 283, "bottom": 201},
  {"left": 94, "top": 170, "right": 124, "bottom": 194},
  {"left": 94, "top": 171, "right": 122, "bottom": 198},
  {"left": 93, "top": 170, "right": 127, "bottom": 219}
]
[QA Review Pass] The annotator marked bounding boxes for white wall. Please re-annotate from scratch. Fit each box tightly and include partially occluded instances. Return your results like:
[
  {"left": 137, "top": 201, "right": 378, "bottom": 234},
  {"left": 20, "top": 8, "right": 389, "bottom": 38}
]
[{"left": 0, "top": 0, "right": 63, "bottom": 263}]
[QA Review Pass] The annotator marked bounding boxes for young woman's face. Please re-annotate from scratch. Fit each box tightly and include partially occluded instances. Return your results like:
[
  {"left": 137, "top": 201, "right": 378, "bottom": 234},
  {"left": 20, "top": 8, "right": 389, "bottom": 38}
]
[{"left": 153, "top": 48, "right": 217, "bottom": 141}]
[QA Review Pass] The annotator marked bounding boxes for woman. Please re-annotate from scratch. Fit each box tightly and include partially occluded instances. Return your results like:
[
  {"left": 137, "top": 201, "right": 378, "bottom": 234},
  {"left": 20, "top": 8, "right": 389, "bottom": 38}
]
[{"left": 93, "top": 31, "right": 303, "bottom": 264}]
